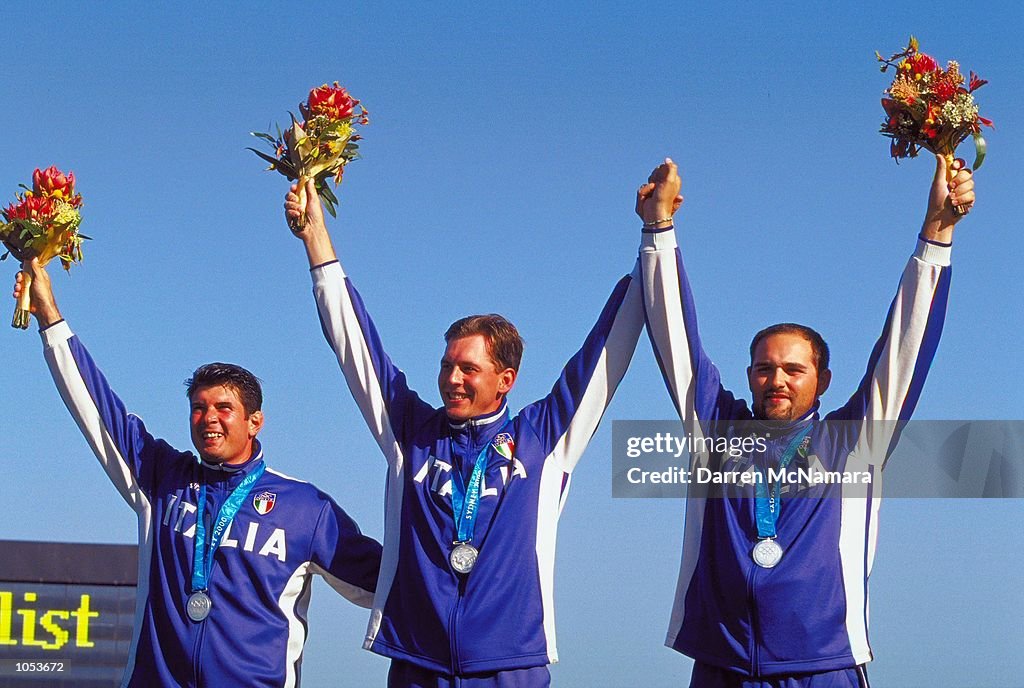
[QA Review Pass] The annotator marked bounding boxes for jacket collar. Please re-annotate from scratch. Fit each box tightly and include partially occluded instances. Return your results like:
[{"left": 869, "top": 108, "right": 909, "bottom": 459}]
[
  {"left": 198, "top": 439, "right": 265, "bottom": 476},
  {"left": 447, "top": 402, "right": 509, "bottom": 432},
  {"left": 750, "top": 402, "right": 819, "bottom": 435},
  {"left": 447, "top": 402, "right": 510, "bottom": 447}
]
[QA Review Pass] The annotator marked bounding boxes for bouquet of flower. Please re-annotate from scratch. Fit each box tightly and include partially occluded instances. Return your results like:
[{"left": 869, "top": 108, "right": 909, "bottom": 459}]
[
  {"left": 249, "top": 82, "right": 369, "bottom": 229},
  {"left": 877, "top": 36, "right": 993, "bottom": 212},
  {"left": 0, "top": 166, "right": 88, "bottom": 329}
]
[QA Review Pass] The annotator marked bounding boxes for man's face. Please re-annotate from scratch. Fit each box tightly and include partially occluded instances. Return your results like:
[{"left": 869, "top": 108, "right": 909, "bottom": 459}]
[
  {"left": 189, "top": 384, "right": 264, "bottom": 465},
  {"left": 438, "top": 334, "right": 516, "bottom": 422},
  {"left": 747, "top": 333, "right": 831, "bottom": 421}
]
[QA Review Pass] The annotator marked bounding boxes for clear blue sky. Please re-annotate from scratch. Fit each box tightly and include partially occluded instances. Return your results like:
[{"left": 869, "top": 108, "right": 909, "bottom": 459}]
[{"left": 2, "top": 3, "right": 1022, "bottom": 686}]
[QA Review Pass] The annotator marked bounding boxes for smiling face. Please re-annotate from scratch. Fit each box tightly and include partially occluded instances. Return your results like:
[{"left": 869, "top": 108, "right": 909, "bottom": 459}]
[
  {"left": 189, "top": 384, "right": 264, "bottom": 465},
  {"left": 438, "top": 334, "right": 516, "bottom": 422},
  {"left": 747, "top": 333, "right": 831, "bottom": 421}
]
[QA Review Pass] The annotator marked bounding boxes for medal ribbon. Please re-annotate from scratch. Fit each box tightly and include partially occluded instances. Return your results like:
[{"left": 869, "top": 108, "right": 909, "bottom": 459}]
[
  {"left": 450, "top": 416, "right": 511, "bottom": 544},
  {"left": 192, "top": 462, "right": 266, "bottom": 592},
  {"left": 753, "top": 425, "right": 812, "bottom": 539}
]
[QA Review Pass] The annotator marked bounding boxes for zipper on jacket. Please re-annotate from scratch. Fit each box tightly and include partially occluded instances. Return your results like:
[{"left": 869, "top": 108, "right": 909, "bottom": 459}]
[
  {"left": 191, "top": 612, "right": 207, "bottom": 687},
  {"left": 746, "top": 437, "right": 783, "bottom": 678},
  {"left": 190, "top": 476, "right": 221, "bottom": 687},
  {"left": 448, "top": 575, "right": 469, "bottom": 674},
  {"left": 746, "top": 563, "right": 761, "bottom": 677}
]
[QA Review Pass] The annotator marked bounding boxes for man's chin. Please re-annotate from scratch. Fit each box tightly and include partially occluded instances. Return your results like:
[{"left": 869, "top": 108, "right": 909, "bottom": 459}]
[
  {"left": 754, "top": 406, "right": 793, "bottom": 421},
  {"left": 196, "top": 451, "right": 226, "bottom": 465},
  {"left": 444, "top": 409, "right": 471, "bottom": 422}
]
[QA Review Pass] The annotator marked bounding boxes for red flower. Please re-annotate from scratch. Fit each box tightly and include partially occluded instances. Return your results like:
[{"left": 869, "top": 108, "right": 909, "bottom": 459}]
[
  {"left": 932, "top": 79, "right": 956, "bottom": 103},
  {"left": 908, "top": 52, "right": 939, "bottom": 76},
  {"left": 968, "top": 71, "right": 989, "bottom": 92},
  {"left": 920, "top": 102, "right": 943, "bottom": 140},
  {"left": 3, "top": 194, "right": 54, "bottom": 223},
  {"left": 32, "top": 166, "right": 78, "bottom": 204},
  {"left": 301, "top": 82, "right": 356, "bottom": 122}
]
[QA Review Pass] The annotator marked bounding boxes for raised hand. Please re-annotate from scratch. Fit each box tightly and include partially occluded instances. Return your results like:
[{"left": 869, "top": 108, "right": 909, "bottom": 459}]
[
  {"left": 285, "top": 179, "right": 338, "bottom": 268},
  {"left": 636, "top": 158, "right": 683, "bottom": 228},
  {"left": 921, "top": 154, "right": 975, "bottom": 243},
  {"left": 12, "top": 258, "right": 62, "bottom": 327},
  {"left": 285, "top": 179, "right": 327, "bottom": 238}
]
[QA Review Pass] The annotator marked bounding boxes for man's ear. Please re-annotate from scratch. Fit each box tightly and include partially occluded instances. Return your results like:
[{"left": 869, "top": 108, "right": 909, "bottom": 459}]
[
  {"left": 816, "top": 369, "right": 832, "bottom": 397},
  {"left": 497, "top": 368, "right": 517, "bottom": 395},
  {"left": 248, "top": 410, "right": 265, "bottom": 438}
]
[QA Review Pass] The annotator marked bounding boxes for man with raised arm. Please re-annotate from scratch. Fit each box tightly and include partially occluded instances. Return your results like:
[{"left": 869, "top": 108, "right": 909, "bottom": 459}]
[
  {"left": 286, "top": 180, "right": 645, "bottom": 687},
  {"left": 636, "top": 155, "right": 974, "bottom": 687},
  {"left": 13, "top": 260, "right": 382, "bottom": 688}
]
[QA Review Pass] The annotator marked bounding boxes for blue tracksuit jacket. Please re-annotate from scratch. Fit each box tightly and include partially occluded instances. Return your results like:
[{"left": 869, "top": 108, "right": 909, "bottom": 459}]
[
  {"left": 40, "top": 321, "right": 382, "bottom": 687},
  {"left": 311, "top": 257, "right": 644, "bottom": 674},
  {"left": 640, "top": 227, "right": 951, "bottom": 676}
]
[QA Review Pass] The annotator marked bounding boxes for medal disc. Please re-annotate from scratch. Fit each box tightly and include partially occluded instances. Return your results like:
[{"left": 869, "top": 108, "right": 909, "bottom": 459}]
[
  {"left": 449, "top": 543, "right": 479, "bottom": 574},
  {"left": 187, "top": 591, "right": 213, "bottom": 622},
  {"left": 752, "top": 539, "right": 783, "bottom": 569}
]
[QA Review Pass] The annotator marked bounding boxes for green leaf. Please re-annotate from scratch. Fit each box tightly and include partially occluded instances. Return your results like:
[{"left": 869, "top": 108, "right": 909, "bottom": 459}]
[
  {"left": 972, "top": 133, "right": 987, "bottom": 170},
  {"left": 320, "top": 184, "right": 339, "bottom": 205},
  {"left": 250, "top": 132, "right": 278, "bottom": 144},
  {"left": 246, "top": 147, "right": 281, "bottom": 165},
  {"left": 78, "top": 233, "right": 93, "bottom": 241},
  {"left": 246, "top": 147, "right": 296, "bottom": 177}
]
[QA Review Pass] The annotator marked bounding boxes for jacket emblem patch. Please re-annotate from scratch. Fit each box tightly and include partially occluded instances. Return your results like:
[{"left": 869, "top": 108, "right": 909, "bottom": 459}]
[
  {"left": 493, "top": 433, "right": 515, "bottom": 460},
  {"left": 253, "top": 491, "right": 277, "bottom": 515}
]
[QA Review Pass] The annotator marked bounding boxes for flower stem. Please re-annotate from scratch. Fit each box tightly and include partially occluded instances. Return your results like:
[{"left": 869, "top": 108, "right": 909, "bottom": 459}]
[
  {"left": 944, "top": 152, "right": 970, "bottom": 216},
  {"left": 288, "top": 177, "right": 309, "bottom": 233},
  {"left": 11, "top": 270, "right": 31, "bottom": 330}
]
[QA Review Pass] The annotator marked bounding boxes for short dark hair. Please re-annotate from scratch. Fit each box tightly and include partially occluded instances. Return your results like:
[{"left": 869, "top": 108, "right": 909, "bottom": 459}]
[
  {"left": 749, "top": 323, "right": 830, "bottom": 372},
  {"left": 444, "top": 314, "right": 524, "bottom": 372},
  {"left": 185, "top": 363, "right": 263, "bottom": 415}
]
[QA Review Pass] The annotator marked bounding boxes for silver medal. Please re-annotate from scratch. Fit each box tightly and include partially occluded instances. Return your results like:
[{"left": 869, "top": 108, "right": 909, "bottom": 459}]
[
  {"left": 752, "top": 538, "right": 783, "bottom": 568},
  {"left": 449, "top": 542, "right": 479, "bottom": 574},
  {"left": 187, "top": 591, "right": 212, "bottom": 622}
]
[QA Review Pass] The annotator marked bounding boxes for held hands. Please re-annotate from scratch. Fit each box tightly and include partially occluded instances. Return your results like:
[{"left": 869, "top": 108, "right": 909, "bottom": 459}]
[
  {"left": 921, "top": 154, "right": 976, "bottom": 243},
  {"left": 636, "top": 158, "right": 683, "bottom": 228},
  {"left": 12, "top": 258, "right": 61, "bottom": 327}
]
